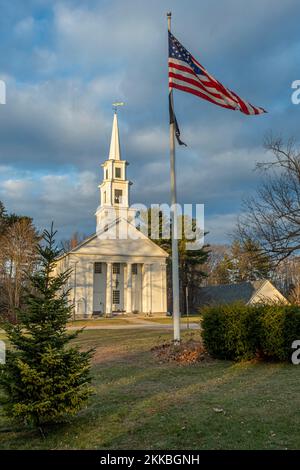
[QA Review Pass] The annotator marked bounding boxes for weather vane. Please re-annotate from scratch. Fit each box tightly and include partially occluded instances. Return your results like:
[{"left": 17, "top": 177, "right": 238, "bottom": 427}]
[{"left": 112, "top": 101, "right": 125, "bottom": 113}]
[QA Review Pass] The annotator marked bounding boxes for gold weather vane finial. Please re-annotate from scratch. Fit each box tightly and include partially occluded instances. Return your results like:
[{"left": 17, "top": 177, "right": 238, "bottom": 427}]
[{"left": 112, "top": 102, "right": 125, "bottom": 113}]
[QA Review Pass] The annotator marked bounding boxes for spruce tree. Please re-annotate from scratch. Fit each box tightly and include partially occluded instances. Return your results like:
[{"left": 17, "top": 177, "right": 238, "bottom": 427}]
[
  {"left": 0, "top": 225, "right": 93, "bottom": 429},
  {"left": 147, "top": 209, "right": 209, "bottom": 314}
]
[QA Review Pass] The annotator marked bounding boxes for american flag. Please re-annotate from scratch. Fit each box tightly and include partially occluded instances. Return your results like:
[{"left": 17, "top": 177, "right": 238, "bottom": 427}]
[{"left": 169, "top": 31, "right": 266, "bottom": 116}]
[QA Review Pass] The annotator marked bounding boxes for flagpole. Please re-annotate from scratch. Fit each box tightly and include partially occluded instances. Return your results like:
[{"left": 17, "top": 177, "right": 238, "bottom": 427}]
[{"left": 167, "top": 11, "right": 181, "bottom": 343}]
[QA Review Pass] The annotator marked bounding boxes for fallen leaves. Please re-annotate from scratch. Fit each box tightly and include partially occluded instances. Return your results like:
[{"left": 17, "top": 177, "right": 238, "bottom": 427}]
[{"left": 151, "top": 339, "right": 210, "bottom": 364}]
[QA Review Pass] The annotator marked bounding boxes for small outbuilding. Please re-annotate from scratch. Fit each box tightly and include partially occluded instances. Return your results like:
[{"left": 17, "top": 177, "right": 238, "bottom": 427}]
[{"left": 197, "top": 279, "right": 288, "bottom": 309}]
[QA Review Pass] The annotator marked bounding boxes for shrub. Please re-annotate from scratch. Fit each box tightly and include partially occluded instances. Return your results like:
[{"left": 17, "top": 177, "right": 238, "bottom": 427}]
[
  {"left": 260, "top": 305, "right": 300, "bottom": 361},
  {"left": 201, "top": 302, "right": 300, "bottom": 362},
  {"left": 202, "top": 302, "right": 261, "bottom": 360},
  {"left": 259, "top": 305, "right": 285, "bottom": 360}
]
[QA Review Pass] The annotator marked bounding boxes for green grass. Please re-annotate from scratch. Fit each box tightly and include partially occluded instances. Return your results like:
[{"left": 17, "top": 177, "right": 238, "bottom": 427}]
[
  {"left": 68, "top": 318, "right": 133, "bottom": 327},
  {"left": 0, "top": 328, "right": 300, "bottom": 450},
  {"left": 143, "top": 316, "right": 201, "bottom": 324}
]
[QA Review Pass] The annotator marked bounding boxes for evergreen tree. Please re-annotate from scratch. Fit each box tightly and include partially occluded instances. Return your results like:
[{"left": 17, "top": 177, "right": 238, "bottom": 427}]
[
  {"left": 209, "top": 238, "right": 272, "bottom": 285},
  {"left": 211, "top": 254, "right": 234, "bottom": 284},
  {"left": 0, "top": 199, "right": 33, "bottom": 236},
  {"left": 0, "top": 225, "right": 93, "bottom": 429},
  {"left": 146, "top": 209, "right": 209, "bottom": 313},
  {"left": 230, "top": 238, "right": 271, "bottom": 282},
  {"left": 0, "top": 200, "right": 7, "bottom": 235}
]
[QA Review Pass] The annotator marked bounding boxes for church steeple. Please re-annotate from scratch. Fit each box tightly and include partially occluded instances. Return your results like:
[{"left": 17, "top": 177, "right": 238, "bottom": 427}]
[
  {"left": 108, "top": 112, "right": 121, "bottom": 160},
  {"left": 96, "top": 109, "right": 135, "bottom": 231}
]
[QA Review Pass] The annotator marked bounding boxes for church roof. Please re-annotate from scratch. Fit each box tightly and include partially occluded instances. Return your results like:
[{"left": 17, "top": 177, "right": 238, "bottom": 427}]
[{"left": 58, "top": 217, "right": 169, "bottom": 260}]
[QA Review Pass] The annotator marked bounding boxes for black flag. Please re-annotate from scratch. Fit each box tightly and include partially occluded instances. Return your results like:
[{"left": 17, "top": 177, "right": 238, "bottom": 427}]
[{"left": 169, "top": 93, "right": 187, "bottom": 146}]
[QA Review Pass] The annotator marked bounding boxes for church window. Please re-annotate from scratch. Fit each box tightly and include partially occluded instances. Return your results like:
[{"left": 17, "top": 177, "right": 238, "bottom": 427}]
[
  {"left": 113, "top": 290, "right": 120, "bottom": 304},
  {"left": 114, "top": 189, "right": 122, "bottom": 204},
  {"left": 105, "top": 169, "right": 108, "bottom": 179},
  {"left": 104, "top": 224, "right": 108, "bottom": 232},
  {"left": 113, "top": 263, "right": 120, "bottom": 274},
  {"left": 94, "top": 262, "right": 102, "bottom": 273},
  {"left": 132, "top": 264, "right": 138, "bottom": 275},
  {"left": 115, "top": 167, "right": 121, "bottom": 178},
  {"left": 104, "top": 191, "right": 107, "bottom": 203}
]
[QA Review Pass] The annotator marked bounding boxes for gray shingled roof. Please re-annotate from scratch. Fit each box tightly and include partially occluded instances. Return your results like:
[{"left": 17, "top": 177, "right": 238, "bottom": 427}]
[{"left": 198, "top": 280, "right": 267, "bottom": 306}]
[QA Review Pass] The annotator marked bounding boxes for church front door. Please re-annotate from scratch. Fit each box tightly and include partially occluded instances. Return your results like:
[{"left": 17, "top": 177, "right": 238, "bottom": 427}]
[
  {"left": 93, "top": 262, "right": 106, "bottom": 315},
  {"left": 112, "top": 263, "right": 124, "bottom": 313}
]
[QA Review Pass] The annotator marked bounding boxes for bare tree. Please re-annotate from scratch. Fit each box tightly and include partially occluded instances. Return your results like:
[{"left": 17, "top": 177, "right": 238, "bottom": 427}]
[
  {"left": 237, "top": 134, "right": 300, "bottom": 262},
  {"left": 204, "top": 240, "right": 272, "bottom": 286},
  {"left": 0, "top": 218, "right": 39, "bottom": 321},
  {"left": 273, "top": 256, "right": 300, "bottom": 300},
  {"left": 202, "top": 244, "right": 230, "bottom": 285},
  {"left": 61, "top": 231, "right": 87, "bottom": 253}
]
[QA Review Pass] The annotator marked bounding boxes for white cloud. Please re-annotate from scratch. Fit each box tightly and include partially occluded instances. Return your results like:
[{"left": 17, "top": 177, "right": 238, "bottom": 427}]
[
  {"left": 14, "top": 17, "right": 35, "bottom": 37},
  {"left": 33, "top": 48, "right": 58, "bottom": 75},
  {"left": 1, "top": 0, "right": 299, "bottom": 244},
  {"left": 205, "top": 213, "right": 238, "bottom": 244},
  {"left": 129, "top": 127, "right": 168, "bottom": 156},
  {"left": 1, "top": 178, "right": 34, "bottom": 199},
  {"left": 0, "top": 170, "right": 98, "bottom": 237}
]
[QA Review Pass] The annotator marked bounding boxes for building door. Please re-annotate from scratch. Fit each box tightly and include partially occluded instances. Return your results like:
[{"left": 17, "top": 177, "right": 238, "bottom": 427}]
[
  {"left": 112, "top": 263, "right": 124, "bottom": 312},
  {"left": 93, "top": 262, "right": 106, "bottom": 314}
]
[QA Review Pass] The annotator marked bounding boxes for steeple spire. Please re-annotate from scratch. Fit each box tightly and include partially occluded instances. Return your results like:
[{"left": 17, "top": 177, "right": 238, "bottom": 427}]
[
  {"left": 108, "top": 111, "right": 121, "bottom": 160},
  {"left": 96, "top": 108, "right": 136, "bottom": 229}
]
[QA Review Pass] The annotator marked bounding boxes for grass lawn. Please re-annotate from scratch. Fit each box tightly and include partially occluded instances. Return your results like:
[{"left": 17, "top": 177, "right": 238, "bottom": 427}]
[
  {"left": 143, "top": 316, "right": 201, "bottom": 324},
  {"left": 0, "top": 328, "right": 300, "bottom": 450},
  {"left": 67, "top": 315, "right": 201, "bottom": 328},
  {"left": 68, "top": 318, "right": 134, "bottom": 327}
]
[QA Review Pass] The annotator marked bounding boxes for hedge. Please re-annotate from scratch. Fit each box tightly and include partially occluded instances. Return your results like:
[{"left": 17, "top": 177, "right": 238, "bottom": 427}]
[{"left": 201, "top": 302, "right": 300, "bottom": 362}]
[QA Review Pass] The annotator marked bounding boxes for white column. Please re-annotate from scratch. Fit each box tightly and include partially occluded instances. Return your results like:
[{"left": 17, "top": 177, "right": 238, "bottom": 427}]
[
  {"left": 142, "top": 264, "right": 152, "bottom": 315},
  {"left": 106, "top": 262, "right": 112, "bottom": 317},
  {"left": 149, "top": 264, "right": 152, "bottom": 314},
  {"left": 126, "top": 262, "right": 132, "bottom": 313},
  {"left": 161, "top": 263, "right": 167, "bottom": 313},
  {"left": 142, "top": 264, "right": 147, "bottom": 313}
]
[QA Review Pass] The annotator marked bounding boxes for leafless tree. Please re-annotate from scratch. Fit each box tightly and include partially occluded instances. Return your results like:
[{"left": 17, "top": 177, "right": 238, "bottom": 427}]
[
  {"left": 0, "top": 218, "right": 39, "bottom": 321},
  {"left": 273, "top": 256, "right": 300, "bottom": 300},
  {"left": 237, "top": 134, "right": 300, "bottom": 262},
  {"left": 202, "top": 244, "right": 230, "bottom": 285},
  {"left": 61, "top": 231, "right": 87, "bottom": 253}
]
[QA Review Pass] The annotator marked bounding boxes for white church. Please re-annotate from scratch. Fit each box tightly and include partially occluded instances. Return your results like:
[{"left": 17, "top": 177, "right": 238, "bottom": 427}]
[{"left": 55, "top": 111, "right": 168, "bottom": 317}]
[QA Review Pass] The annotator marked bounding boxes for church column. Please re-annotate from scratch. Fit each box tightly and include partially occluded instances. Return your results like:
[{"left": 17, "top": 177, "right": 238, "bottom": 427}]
[
  {"left": 148, "top": 264, "right": 152, "bottom": 314},
  {"left": 161, "top": 263, "right": 167, "bottom": 313},
  {"left": 142, "top": 264, "right": 147, "bottom": 313},
  {"left": 142, "top": 263, "right": 152, "bottom": 314},
  {"left": 105, "top": 262, "right": 112, "bottom": 317},
  {"left": 126, "top": 263, "right": 132, "bottom": 314}
]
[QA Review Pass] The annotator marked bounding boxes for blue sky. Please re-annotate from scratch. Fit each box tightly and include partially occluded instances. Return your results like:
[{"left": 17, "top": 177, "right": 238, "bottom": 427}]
[{"left": 0, "top": 0, "right": 299, "bottom": 243}]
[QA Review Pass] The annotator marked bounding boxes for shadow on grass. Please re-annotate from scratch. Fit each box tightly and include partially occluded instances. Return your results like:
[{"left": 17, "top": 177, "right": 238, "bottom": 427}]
[{"left": 0, "top": 329, "right": 298, "bottom": 450}]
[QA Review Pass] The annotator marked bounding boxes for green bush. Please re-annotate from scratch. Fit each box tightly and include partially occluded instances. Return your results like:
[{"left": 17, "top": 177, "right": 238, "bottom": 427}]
[
  {"left": 259, "top": 305, "right": 285, "bottom": 360},
  {"left": 260, "top": 305, "right": 300, "bottom": 361},
  {"left": 202, "top": 302, "right": 261, "bottom": 360},
  {"left": 201, "top": 302, "right": 300, "bottom": 362}
]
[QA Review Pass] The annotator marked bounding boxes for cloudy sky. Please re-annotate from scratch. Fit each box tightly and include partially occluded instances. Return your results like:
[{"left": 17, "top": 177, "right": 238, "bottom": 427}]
[{"left": 0, "top": 0, "right": 299, "bottom": 244}]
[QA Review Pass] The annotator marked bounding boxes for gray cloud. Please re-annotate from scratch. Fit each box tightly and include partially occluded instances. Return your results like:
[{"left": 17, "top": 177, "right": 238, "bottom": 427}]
[{"left": 0, "top": 0, "right": 299, "bottom": 243}]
